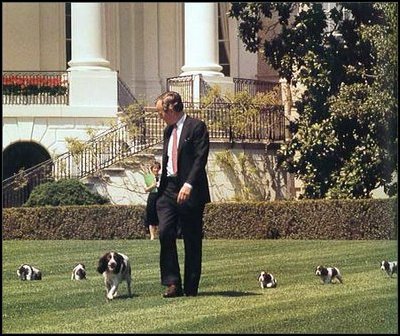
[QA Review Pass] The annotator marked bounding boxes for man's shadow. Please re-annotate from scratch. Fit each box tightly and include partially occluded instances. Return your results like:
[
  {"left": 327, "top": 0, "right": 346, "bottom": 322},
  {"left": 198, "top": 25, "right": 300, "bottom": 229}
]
[{"left": 197, "top": 291, "right": 262, "bottom": 297}]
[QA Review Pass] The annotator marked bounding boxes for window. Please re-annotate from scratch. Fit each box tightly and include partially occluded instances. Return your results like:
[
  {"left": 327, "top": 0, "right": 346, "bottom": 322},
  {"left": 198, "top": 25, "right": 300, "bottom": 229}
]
[
  {"left": 65, "top": 3, "right": 71, "bottom": 68},
  {"left": 218, "top": 3, "right": 230, "bottom": 76}
]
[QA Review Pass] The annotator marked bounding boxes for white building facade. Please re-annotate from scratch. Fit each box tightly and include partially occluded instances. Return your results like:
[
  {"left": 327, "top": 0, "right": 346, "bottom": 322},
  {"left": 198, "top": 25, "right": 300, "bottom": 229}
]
[{"left": 2, "top": 2, "right": 296, "bottom": 205}]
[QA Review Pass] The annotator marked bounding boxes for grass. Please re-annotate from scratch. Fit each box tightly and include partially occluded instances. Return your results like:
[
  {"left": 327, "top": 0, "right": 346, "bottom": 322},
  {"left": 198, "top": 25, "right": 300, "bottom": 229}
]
[{"left": 2, "top": 239, "right": 398, "bottom": 334}]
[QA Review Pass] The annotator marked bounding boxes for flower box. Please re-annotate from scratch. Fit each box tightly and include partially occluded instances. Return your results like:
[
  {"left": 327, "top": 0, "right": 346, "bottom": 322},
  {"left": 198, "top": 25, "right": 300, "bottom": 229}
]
[{"left": 2, "top": 75, "right": 68, "bottom": 96}]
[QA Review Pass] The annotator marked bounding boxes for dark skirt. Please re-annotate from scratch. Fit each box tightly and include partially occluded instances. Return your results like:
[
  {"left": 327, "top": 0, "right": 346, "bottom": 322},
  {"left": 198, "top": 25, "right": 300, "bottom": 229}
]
[{"left": 145, "top": 192, "right": 159, "bottom": 226}]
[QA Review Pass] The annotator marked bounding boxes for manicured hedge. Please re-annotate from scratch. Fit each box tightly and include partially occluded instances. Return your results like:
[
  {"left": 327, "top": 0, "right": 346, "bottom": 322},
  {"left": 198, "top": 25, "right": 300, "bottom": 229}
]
[
  {"left": 203, "top": 198, "right": 397, "bottom": 240},
  {"left": 2, "top": 205, "right": 147, "bottom": 240},
  {"left": 2, "top": 198, "right": 397, "bottom": 240}
]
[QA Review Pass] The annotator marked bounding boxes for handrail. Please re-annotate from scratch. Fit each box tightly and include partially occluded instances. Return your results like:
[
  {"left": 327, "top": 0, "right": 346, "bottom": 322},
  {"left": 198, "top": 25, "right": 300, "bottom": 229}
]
[
  {"left": 118, "top": 76, "right": 139, "bottom": 109},
  {"left": 2, "top": 115, "right": 163, "bottom": 208}
]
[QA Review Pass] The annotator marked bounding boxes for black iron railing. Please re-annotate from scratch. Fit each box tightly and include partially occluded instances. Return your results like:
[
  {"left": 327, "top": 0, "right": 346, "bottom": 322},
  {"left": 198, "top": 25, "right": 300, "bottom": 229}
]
[
  {"left": 143, "top": 102, "right": 285, "bottom": 143},
  {"left": 186, "top": 102, "right": 285, "bottom": 142},
  {"left": 167, "top": 74, "right": 208, "bottom": 104},
  {"left": 117, "top": 76, "right": 139, "bottom": 109},
  {"left": 167, "top": 74, "right": 280, "bottom": 102},
  {"left": 233, "top": 77, "right": 277, "bottom": 95}
]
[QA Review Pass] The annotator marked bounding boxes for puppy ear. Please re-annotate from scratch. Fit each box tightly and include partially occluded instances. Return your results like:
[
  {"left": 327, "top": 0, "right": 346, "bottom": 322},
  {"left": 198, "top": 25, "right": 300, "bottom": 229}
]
[{"left": 97, "top": 256, "right": 107, "bottom": 273}]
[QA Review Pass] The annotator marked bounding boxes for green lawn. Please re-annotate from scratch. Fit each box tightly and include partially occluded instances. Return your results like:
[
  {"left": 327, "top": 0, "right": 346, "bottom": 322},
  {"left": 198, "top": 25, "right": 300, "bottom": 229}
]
[{"left": 2, "top": 239, "right": 397, "bottom": 333}]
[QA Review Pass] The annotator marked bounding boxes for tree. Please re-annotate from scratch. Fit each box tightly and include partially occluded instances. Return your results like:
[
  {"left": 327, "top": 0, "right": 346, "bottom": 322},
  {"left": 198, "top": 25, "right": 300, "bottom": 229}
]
[{"left": 229, "top": 2, "right": 398, "bottom": 199}]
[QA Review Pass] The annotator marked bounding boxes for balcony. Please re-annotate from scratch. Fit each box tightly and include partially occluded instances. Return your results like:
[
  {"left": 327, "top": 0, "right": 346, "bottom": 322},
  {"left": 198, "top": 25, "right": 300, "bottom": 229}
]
[
  {"left": 2, "top": 71, "right": 69, "bottom": 105},
  {"left": 3, "top": 72, "right": 286, "bottom": 144}
]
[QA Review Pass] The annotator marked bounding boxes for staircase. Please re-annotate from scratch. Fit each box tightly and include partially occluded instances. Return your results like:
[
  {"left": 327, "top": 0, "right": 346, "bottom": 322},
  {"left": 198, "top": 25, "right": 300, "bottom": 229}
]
[
  {"left": 2, "top": 113, "right": 164, "bottom": 208},
  {"left": 2, "top": 77, "right": 164, "bottom": 208}
]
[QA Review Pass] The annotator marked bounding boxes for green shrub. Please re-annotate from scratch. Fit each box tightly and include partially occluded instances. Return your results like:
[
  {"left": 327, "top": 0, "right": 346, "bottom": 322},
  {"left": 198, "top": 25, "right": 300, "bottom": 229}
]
[{"left": 23, "top": 179, "right": 110, "bottom": 207}]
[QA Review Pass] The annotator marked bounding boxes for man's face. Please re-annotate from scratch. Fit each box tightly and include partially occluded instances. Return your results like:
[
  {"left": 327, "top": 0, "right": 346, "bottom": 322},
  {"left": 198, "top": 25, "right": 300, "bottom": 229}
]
[{"left": 156, "top": 99, "right": 175, "bottom": 126}]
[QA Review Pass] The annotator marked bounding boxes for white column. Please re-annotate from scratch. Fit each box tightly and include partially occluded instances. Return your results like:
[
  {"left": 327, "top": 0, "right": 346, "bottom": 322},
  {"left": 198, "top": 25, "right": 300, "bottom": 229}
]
[
  {"left": 67, "top": 3, "right": 117, "bottom": 110},
  {"left": 181, "top": 3, "right": 223, "bottom": 77},
  {"left": 68, "top": 3, "right": 110, "bottom": 71}
]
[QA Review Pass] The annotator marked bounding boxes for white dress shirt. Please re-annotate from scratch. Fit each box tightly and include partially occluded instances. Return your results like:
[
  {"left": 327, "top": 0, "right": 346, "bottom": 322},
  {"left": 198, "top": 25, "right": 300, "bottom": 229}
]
[
  {"left": 167, "top": 113, "right": 186, "bottom": 176},
  {"left": 167, "top": 113, "right": 192, "bottom": 190}
]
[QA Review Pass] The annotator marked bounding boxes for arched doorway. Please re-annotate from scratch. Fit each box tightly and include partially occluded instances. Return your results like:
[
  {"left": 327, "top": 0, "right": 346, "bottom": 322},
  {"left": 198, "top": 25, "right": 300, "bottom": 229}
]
[
  {"left": 3, "top": 141, "right": 51, "bottom": 180},
  {"left": 2, "top": 141, "right": 52, "bottom": 207}
]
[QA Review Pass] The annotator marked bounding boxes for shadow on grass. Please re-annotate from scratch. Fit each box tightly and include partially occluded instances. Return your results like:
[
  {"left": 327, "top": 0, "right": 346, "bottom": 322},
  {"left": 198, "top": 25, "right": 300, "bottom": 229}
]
[
  {"left": 198, "top": 290, "right": 262, "bottom": 297},
  {"left": 113, "top": 293, "right": 139, "bottom": 300}
]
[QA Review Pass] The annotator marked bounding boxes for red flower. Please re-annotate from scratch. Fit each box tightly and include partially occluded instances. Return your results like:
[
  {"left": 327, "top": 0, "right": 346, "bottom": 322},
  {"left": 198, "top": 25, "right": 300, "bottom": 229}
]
[{"left": 2, "top": 73, "right": 68, "bottom": 96}]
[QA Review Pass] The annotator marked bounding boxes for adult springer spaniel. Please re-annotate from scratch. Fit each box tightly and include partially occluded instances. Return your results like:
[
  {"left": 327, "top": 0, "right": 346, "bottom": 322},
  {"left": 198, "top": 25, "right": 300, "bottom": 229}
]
[
  {"left": 97, "top": 251, "right": 132, "bottom": 300},
  {"left": 17, "top": 264, "right": 42, "bottom": 281}
]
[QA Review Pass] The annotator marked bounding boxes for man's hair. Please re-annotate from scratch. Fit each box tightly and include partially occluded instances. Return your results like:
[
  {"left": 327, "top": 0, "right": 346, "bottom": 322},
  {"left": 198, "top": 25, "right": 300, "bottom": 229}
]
[{"left": 156, "top": 91, "right": 184, "bottom": 112}]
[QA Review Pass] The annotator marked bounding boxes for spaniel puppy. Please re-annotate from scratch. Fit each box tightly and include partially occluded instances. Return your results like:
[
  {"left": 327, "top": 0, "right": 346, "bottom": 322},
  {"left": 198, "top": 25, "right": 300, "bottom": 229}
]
[
  {"left": 17, "top": 264, "right": 42, "bottom": 281},
  {"left": 97, "top": 251, "right": 132, "bottom": 300},
  {"left": 315, "top": 265, "right": 343, "bottom": 284},
  {"left": 380, "top": 260, "right": 397, "bottom": 277},
  {"left": 258, "top": 271, "right": 277, "bottom": 288},
  {"left": 71, "top": 263, "right": 87, "bottom": 280}
]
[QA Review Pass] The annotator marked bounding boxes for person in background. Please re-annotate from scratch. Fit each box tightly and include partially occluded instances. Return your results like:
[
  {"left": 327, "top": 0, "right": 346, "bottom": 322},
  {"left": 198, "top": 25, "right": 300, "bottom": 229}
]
[
  {"left": 144, "top": 161, "right": 161, "bottom": 240},
  {"left": 155, "top": 91, "right": 210, "bottom": 298}
]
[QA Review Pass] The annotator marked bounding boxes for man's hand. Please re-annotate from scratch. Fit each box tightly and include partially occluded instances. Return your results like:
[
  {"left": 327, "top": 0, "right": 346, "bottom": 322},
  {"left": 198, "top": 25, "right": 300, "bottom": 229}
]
[{"left": 177, "top": 184, "right": 192, "bottom": 204}]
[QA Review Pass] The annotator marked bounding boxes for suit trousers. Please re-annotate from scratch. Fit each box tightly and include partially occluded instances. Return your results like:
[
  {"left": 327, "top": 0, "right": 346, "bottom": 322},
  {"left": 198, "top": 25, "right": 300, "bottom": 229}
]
[{"left": 156, "top": 176, "right": 204, "bottom": 295}]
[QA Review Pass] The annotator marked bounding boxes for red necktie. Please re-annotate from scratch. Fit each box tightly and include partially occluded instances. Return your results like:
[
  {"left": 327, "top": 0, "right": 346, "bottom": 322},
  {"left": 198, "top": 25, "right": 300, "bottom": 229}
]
[{"left": 171, "top": 124, "right": 178, "bottom": 175}]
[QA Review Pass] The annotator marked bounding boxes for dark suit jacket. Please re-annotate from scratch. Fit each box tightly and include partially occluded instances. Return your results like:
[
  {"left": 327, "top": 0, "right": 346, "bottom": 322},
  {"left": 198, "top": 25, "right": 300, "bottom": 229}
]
[{"left": 158, "top": 115, "right": 211, "bottom": 206}]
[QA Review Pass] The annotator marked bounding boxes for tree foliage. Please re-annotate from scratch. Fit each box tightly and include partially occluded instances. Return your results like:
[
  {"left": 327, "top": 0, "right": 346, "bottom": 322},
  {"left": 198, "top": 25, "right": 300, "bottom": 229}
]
[{"left": 229, "top": 2, "right": 397, "bottom": 199}]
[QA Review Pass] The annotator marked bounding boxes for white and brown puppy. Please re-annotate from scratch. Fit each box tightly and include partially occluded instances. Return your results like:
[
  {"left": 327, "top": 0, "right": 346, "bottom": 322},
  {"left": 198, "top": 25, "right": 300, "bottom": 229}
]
[
  {"left": 315, "top": 265, "right": 343, "bottom": 284},
  {"left": 71, "top": 263, "right": 87, "bottom": 280},
  {"left": 17, "top": 264, "right": 42, "bottom": 281},
  {"left": 258, "top": 271, "right": 277, "bottom": 288},
  {"left": 97, "top": 251, "right": 132, "bottom": 300},
  {"left": 380, "top": 260, "right": 397, "bottom": 277}
]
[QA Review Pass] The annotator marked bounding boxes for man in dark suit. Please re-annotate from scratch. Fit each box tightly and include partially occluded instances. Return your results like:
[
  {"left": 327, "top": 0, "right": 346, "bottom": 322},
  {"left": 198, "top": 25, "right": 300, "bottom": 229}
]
[{"left": 155, "top": 91, "right": 210, "bottom": 298}]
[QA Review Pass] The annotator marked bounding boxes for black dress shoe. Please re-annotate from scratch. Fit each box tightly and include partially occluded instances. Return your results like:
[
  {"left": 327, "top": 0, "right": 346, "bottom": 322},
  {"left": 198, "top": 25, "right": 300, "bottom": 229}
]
[
  {"left": 162, "top": 285, "right": 183, "bottom": 298},
  {"left": 184, "top": 288, "right": 198, "bottom": 297}
]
